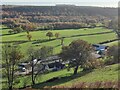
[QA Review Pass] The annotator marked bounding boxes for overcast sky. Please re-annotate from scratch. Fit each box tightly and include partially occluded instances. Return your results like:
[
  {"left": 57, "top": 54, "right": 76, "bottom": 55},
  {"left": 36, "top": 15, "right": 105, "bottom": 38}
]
[{"left": 1, "top": 0, "right": 119, "bottom": 7}]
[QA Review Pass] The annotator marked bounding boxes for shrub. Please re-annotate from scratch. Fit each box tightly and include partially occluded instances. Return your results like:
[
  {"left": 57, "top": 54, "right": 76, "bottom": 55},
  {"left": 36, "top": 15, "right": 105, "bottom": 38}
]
[
  {"left": 105, "top": 45, "right": 119, "bottom": 65},
  {"left": 81, "top": 59, "right": 104, "bottom": 71}
]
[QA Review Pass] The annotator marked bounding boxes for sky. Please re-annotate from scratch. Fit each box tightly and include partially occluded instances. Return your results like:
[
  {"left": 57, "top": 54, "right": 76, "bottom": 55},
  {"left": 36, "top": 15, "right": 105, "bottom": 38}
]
[{"left": 0, "top": 0, "right": 119, "bottom": 7}]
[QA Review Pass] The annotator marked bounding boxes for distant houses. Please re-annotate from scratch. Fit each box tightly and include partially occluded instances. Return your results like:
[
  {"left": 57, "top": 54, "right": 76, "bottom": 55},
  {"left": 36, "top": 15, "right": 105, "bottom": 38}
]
[
  {"left": 18, "top": 44, "right": 109, "bottom": 74},
  {"left": 18, "top": 55, "right": 65, "bottom": 74},
  {"left": 40, "top": 55, "right": 65, "bottom": 71},
  {"left": 44, "top": 62, "right": 65, "bottom": 71}
]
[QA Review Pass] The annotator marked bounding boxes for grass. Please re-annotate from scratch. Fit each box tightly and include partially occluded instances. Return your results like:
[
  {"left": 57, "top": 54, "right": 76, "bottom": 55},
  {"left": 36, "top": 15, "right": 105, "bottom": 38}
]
[
  {"left": 19, "top": 32, "right": 116, "bottom": 54},
  {"left": 32, "top": 64, "right": 119, "bottom": 88},
  {"left": 2, "top": 64, "right": 119, "bottom": 89},
  {"left": 0, "top": 25, "right": 10, "bottom": 35},
  {"left": 1, "top": 26, "right": 117, "bottom": 61},
  {"left": 2, "top": 68, "right": 82, "bottom": 88},
  {"left": 2, "top": 27, "right": 112, "bottom": 41},
  {"left": 104, "top": 41, "right": 119, "bottom": 46},
  {"left": 60, "top": 64, "right": 119, "bottom": 86},
  {"left": 1, "top": 27, "right": 117, "bottom": 55}
]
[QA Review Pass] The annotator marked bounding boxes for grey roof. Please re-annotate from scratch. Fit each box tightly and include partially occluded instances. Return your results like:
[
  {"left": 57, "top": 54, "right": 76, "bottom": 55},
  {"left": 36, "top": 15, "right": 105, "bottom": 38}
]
[
  {"left": 92, "top": 44, "right": 108, "bottom": 51},
  {"left": 41, "top": 55, "right": 61, "bottom": 62}
]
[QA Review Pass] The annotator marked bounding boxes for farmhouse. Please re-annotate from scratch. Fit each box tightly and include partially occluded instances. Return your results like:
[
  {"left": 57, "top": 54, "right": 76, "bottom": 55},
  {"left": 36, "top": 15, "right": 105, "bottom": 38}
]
[
  {"left": 40, "top": 55, "right": 65, "bottom": 71},
  {"left": 44, "top": 61, "right": 65, "bottom": 71},
  {"left": 92, "top": 44, "right": 108, "bottom": 55},
  {"left": 93, "top": 44, "right": 108, "bottom": 51}
]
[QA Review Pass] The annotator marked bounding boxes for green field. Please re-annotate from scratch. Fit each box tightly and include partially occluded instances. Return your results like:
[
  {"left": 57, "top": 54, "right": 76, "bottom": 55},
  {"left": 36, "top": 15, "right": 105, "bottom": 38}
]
[
  {"left": 2, "top": 27, "right": 113, "bottom": 41},
  {"left": 104, "top": 41, "right": 118, "bottom": 46},
  {"left": 33, "top": 64, "right": 119, "bottom": 89},
  {"left": 1, "top": 26, "right": 117, "bottom": 55}
]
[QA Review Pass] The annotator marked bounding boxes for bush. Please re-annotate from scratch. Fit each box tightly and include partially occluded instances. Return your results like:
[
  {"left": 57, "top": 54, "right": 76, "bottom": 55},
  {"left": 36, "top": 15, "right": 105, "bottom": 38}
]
[
  {"left": 106, "top": 45, "right": 119, "bottom": 65},
  {"left": 81, "top": 59, "right": 104, "bottom": 71},
  {"left": 104, "top": 58, "right": 114, "bottom": 65},
  {"left": 13, "top": 27, "right": 23, "bottom": 34}
]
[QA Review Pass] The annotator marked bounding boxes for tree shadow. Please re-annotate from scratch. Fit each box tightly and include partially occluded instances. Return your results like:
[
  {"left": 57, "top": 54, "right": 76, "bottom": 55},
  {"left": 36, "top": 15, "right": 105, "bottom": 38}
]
[
  {"left": 18, "top": 35, "right": 26, "bottom": 37},
  {"left": 32, "top": 39, "right": 56, "bottom": 44},
  {"left": 54, "top": 44, "right": 61, "bottom": 48},
  {"left": 1, "top": 33, "right": 14, "bottom": 36},
  {"left": 1, "top": 40, "right": 28, "bottom": 45},
  {"left": 32, "top": 70, "right": 93, "bottom": 89}
]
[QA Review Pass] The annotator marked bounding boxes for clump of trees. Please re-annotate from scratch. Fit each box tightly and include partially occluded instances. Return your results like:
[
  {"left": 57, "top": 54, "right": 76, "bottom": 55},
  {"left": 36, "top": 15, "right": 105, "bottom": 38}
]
[
  {"left": 46, "top": 32, "right": 53, "bottom": 40},
  {"left": 22, "top": 23, "right": 37, "bottom": 31},
  {"left": 2, "top": 44, "right": 23, "bottom": 90},
  {"left": 60, "top": 39, "right": 94, "bottom": 75},
  {"left": 13, "top": 26, "right": 23, "bottom": 33},
  {"left": 81, "top": 58, "right": 104, "bottom": 71},
  {"left": 6, "top": 22, "right": 37, "bottom": 34},
  {"left": 49, "top": 22, "right": 87, "bottom": 30},
  {"left": 8, "top": 26, "right": 23, "bottom": 34}
]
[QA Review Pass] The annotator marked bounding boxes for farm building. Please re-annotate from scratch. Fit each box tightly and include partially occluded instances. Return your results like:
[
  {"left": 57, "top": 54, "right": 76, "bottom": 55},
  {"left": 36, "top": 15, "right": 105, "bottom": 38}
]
[
  {"left": 41, "top": 55, "right": 61, "bottom": 63},
  {"left": 40, "top": 55, "right": 65, "bottom": 71},
  {"left": 92, "top": 44, "right": 108, "bottom": 55},
  {"left": 91, "top": 44, "right": 109, "bottom": 59},
  {"left": 44, "top": 61, "right": 65, "bottom": 71},
  {"left": 92, "top": 44, "right": 108, "bottom": 51}
]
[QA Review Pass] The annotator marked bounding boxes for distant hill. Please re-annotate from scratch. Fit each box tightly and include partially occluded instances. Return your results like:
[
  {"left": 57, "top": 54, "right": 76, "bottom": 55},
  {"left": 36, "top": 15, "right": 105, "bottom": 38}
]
[{"left": 2, "top": 5, "right": 117, "bottom": 16}]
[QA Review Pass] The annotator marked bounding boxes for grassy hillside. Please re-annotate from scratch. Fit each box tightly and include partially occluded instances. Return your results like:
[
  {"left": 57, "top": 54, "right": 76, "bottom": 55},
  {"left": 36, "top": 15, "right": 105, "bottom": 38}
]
[
  {"left": 1, "top": 26, "right": 117, "bottom": 55},
  {"left": 1, "top": 25, "right": 119, "bottom": 89},
  {"left": 2, "top": 27, "right": 113, "bottom": 41},
  {"left": 32, "top": 64, "right": 119, "bottom": 89},
  {"left": 2, "top": 64, "right": 118, "bottom": 89}
]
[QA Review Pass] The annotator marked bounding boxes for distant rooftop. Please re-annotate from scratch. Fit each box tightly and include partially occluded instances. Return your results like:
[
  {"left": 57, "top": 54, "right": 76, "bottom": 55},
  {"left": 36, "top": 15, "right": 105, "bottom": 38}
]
[{"left": 92, "top": 44, "right": 108, "bottom": 51}]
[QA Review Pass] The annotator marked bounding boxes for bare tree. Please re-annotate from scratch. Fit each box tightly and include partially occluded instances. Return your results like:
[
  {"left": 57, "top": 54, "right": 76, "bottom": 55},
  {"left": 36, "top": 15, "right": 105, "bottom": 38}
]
[
  {"left": 61, "top": 37, "right": 65, "bottom": 46},
  {"left": 2, "top": 44, "right": 23, "bottom": 90},
  {"left": 27, "top": 33, "right": 32, "bottom": 41},
  {"left": 27, "top": 46, "right": 53, "bottom": 85}
]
